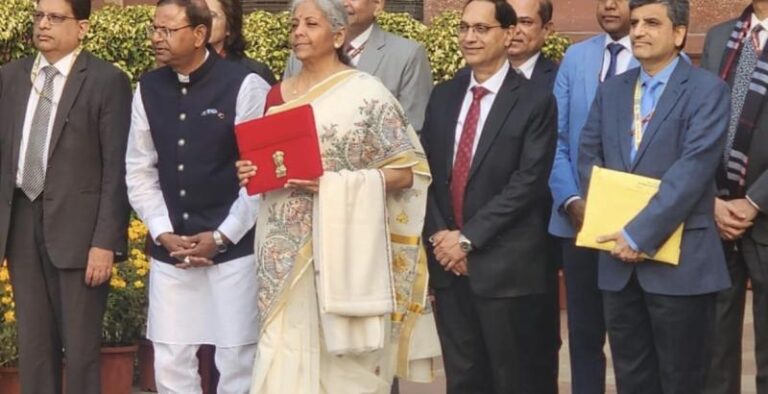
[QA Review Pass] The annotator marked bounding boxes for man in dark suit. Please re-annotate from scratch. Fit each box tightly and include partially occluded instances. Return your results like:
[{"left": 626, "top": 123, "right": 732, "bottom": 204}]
[
  {"left": 421, "top": 0, "right": 558, "bottom": 392},
  {"left": 0, "top": 0, "right": 131, "bottom": 392},
  {"left": 700, "top": 1, "right": 768, "bottom": 393},
  {"left": 507, "top": 0, "right": 557, "bottom": 89},
  {"left": 578, "top": 0, "right": 731, "bottom": 392}
]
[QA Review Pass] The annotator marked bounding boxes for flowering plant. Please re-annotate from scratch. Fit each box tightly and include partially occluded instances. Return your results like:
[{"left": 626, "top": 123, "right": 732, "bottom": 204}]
[
  {"left": 101, "top": 218, "right": 150, "bottom": 346},
  {"left": 0, "top": 262, "right": 17, "bottom": 367}
]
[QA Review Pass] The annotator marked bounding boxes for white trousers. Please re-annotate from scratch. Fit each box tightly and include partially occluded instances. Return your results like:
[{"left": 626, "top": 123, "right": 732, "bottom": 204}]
[{"left": 154, "top": 342, "right": 258, "bottom": 394}]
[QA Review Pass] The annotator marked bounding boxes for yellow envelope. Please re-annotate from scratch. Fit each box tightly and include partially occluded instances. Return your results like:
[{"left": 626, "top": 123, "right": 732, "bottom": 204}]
[{"left": 576, "top": 166, "right": 682, "bottom": 265}]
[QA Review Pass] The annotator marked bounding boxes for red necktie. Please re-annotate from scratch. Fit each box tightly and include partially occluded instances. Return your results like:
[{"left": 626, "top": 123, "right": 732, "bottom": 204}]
[{"left": 451, "top": 86, "right": 489, "bottom": 228}]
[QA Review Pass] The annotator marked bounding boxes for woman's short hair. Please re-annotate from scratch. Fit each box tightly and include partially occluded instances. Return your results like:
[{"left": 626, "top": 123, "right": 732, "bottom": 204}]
[
  {"left": 215, "top": 0, "right": 248, "bottom": 58},
  {"left": 289, "top": 0, "right": 349, "bottom": 32},
  {"left": 289, "top": 0, "right": 350, "bottom": 64}
]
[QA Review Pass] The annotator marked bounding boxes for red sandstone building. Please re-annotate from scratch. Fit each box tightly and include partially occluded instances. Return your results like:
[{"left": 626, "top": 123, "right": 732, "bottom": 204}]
[{"left": 102, "top": 0, "right": 750, "bottom": 59}]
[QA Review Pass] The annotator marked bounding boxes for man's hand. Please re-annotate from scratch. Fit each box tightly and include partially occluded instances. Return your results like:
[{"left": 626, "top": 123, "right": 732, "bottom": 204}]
[
  {"left": 85, "top": 247, "right": 114, "bottom": 287},
  {"left": 451, "top": 258, "right": 469, "bottom": 276},
  {"left": 157, "top": 232, "right": 195, "bottom": 254},
  {"left": 170, "top": 232, "right": 217, "bottom": 269},
  {"left": 715, "top": 198, "right": 752, "bottom": 240},
  {"left": 597, "top": 231, "right": 643, "bottom": 263},
  {"left": 432, "top": 230, "right": 467, "bottom": 272},
  {"left": 731, "top": 198, "right": 759, "bottom": 222},
  {"left": 566, "top": 198, "right": 586, "bottom": 231}
]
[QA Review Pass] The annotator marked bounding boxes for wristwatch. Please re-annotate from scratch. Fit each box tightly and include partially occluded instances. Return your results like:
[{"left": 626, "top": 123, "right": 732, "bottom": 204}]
[
  {"left": 212, "top": 230, "right": 228, "bottom": 254},
  {"left": 458, "top": 234, "right": 473, "bottom": 253}
]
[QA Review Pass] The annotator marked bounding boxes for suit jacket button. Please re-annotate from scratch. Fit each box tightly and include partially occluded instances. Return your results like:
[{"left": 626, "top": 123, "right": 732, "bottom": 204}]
[{"left": 182, "top": 212, "right": 189, "bottom": 220}]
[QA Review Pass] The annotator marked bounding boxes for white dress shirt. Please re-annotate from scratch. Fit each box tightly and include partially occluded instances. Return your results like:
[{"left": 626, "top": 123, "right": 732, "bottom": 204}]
[
  {"left": 453, "top": 61, "right": 511, "bottom": 164},
  {"left": 751, "top": 13, "right": 768, "bottom": 51},
  {"left": 126, "top": 67, "right": 270, "bottom": 244},
  {"left": 515, "top": 52, "right": 540, "bottom": 80},
  {"left": 348, "top": 24, "right": 374, "bottom": 66},
  {"left": 16, "top": 51, "right": 78, "bottom": 186},
  {"left": 600, "top": 34, "right": 633, "bottom": 82}
]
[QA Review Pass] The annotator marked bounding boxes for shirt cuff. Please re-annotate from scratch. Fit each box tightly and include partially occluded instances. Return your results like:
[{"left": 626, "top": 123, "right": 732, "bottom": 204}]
[
  {"left": 746, "top": 195, "right": 762, "bottom": 213},
  {"left": 218, "top": 215, "right": 250, "bottom": 245},
  {"left": 147, "top": 216, "right": 174, "bottom": 245},
  {"left": 621, "top": 229, "right": 640, "bottom": 252},
  {"left": 562, "top": 195, "right": 582, "bottom": 212}
]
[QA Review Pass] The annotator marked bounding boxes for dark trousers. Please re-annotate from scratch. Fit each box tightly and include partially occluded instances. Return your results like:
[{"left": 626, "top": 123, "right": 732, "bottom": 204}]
[
  {"left": 561, "top": 239, "right": 606, "bottom": 394},
  {"left": 433, "top": 276, "right": 559, "bottom": 394},
  {"left": 604, "top": 273, "right": 715, "bottom": 394},
  {"left": 705, "top": 238, "right": 768, "bottom": 394},
  {"left": 6, "top": 190, "right": 108, "bottom": 394}
]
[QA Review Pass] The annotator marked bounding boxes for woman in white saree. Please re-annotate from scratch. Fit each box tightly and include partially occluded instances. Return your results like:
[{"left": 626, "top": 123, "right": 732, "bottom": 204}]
[{"left": 236, "top": 0, "right": 441, "bottom": 392}]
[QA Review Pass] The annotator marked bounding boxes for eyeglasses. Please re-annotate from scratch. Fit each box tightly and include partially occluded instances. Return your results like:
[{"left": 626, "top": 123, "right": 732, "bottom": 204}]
[
  {"left": 457, "top": 23, "right": 503, "bottom": 36},
  {"left": 31, "top": 11, "right": 78, "bottom": 25},
  {"left": 146, "top": 24, "right": 193, "bottom": 40}
]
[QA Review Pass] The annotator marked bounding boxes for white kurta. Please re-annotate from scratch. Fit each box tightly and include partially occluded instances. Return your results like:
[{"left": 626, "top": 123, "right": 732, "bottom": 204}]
[
  {"left": 126, "top": 54, "right": 271, "bottom": 346},
  {"left": 147, "top": 255, "right": 260, "bottom": 346}
]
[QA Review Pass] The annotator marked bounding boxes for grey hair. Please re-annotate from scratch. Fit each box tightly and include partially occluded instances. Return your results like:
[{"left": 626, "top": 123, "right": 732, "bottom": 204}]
[
  {"left": 290, "top": 0, "right": 349, "bottom": 31},
  {"left": 629, "top": 0, "right": 689, "bottom": 27}
]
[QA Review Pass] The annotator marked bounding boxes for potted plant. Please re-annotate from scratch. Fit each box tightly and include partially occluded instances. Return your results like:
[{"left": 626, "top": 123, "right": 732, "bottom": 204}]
[
  {"left": 0, "top": 262, "right": 19, "bottom": 393},
  {"left": 100, "top": 217, "right": 150, "bottom": 394}
]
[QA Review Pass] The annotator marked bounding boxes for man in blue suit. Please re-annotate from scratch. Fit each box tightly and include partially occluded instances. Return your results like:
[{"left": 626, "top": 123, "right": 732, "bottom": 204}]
[
  {"left": 548, "top": 0, "right": 635, "bottom": 392},
  {"left": 578, "top": 0, "right": 731, "bottom": 392}
]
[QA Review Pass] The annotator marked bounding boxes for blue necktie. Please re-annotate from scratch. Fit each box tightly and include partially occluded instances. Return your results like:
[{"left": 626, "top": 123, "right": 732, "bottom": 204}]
[
  {"left": 605, "top": 43, "right": 624, "bottom": 80},
  {"left": 631, "top": 79, "right": 663, "bottom": 161}
]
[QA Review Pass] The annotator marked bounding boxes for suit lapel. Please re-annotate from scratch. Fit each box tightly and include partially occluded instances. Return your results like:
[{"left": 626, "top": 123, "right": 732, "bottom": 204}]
[
  {"left": 617, "top": 70, "right": 639, "bottom": 170},
  {"left": 48, "top": 51, "right": 88, "bottom": 159},
  {"left": 11, "top": 57, "right": 37, "bottom": 177},
  {"left": 468, "top": 71, "right": 519, "bottom": 180},
  {"left": 444, "top": 75, "right": 470, "bottom": 177},
  {"left": 531, "top": 56, "right": 555, "bottom": 81},
  {"left": 631, "top": 60, "right": 689, "bottom": 170},
  {"left": 357, "top": 25, "right": 386, "bottom": 75},
  {"left": 583, "top": 36, "right": 604, "bottom": 110}
]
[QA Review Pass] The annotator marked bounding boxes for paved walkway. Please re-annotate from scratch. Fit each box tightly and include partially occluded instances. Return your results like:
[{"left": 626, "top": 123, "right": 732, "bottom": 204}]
[{"left": 136, "top": 293, "right": 758, "bottom": 393}]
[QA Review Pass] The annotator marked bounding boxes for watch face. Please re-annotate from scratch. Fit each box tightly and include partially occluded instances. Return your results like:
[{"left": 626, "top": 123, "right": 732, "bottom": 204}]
[{"left": 460, "top": 241, "right": 471, "bottom": 252}]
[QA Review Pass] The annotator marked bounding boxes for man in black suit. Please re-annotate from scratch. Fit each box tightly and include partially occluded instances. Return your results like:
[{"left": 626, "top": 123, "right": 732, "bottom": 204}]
[
  {"left": 507, "top": 0, "right": 557, "bottom": 89},
  {"left": 421, "top": 0, "right": 558, "bottom": 392},
  {"left": 0, "top": 0, "right": 132, "bottom": 392},
  {"left": 700, "top": 1, "right": 768, "bottom": 393}
]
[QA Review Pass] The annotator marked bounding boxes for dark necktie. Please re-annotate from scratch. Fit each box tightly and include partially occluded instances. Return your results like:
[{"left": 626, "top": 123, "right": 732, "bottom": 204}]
[
  {"left": 451, "top": 86, "right": 489, "bottom": 228},
  {"left": 21, "top": 65, "right": 59, "bottom": 200},
  {"left": 605, "top": 42, "right": 624, "bottom": 80},
  {"left": 725, "top": 25, "right": 764, "bottom": 163}
]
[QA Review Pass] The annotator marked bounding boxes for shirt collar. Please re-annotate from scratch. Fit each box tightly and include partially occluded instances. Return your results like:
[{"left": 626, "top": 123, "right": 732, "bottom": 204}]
[
  {"left": 350, "top": 24, "right": 374, "bottom": 50},
  {"left": 469, "top": 60, "right": 510, "bottom": 96},
  {"left": 751, "top": 12, "right": 768, "bottom": 33},
  {"left": 177, "top": 50, "right": 210, "bottom": 83},
  {"left": 39, "top": 50, "right": 78, "bottom": 78},
  {"left": 515, "top": 52, "right": 540, "bottom": 80},
  {"left": 604, "top": 34, "right": 632, "bottom": 52},
  {"left": 640, "top": 55, "right": 679, "bottom": 87}
]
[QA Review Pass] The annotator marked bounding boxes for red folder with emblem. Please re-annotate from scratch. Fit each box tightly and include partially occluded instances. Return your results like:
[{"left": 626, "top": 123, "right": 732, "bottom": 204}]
[{"left": 235, "top": 104, "right": 324, "bottom": 195}]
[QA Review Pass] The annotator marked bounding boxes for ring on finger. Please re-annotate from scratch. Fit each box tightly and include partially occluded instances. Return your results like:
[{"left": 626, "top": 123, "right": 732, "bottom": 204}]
[{"left": 184, "top": 256, "right": 191, "bottom": 264}]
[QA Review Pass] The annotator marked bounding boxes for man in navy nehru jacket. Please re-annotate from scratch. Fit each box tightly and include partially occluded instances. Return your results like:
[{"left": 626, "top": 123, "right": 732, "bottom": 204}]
[{"left": 125, "top": 0, "right": 268, "bottom": 392}]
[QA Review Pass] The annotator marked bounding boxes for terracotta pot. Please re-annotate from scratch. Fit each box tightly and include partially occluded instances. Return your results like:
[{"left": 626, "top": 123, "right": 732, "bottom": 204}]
[
  {"left": 101, "top": 344, "right": 138, "bottom": 394},
  {"left": 0, "top": 366, "right": 20, "bottom": 394},
  {"left": 137, "top": 339, "right": 157, "bottom": 392}
]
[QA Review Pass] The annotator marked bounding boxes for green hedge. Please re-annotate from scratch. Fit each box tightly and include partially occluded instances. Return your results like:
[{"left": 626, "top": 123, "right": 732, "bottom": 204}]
[{"left": 0, "top": 1, "right": 570, "bottom": 84}]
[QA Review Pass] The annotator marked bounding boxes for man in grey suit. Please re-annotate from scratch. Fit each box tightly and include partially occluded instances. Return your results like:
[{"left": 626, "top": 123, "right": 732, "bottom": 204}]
[
  {"left": 284, "top": 0, "right": 433, "bottom": 130},
  {"left": 0, "top": 0, "right": 132, "bottom": 392},
  {"left": 578, "top": 0, "right": 731, "bottom": 392},
  {"left": 700, "top": 1, "right": 768, "bottom": 393}
]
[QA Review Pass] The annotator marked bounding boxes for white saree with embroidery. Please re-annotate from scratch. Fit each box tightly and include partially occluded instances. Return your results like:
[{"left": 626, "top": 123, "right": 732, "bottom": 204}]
[{"left": 249, "top": 70, "right": 441, "bottom": 394}]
